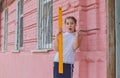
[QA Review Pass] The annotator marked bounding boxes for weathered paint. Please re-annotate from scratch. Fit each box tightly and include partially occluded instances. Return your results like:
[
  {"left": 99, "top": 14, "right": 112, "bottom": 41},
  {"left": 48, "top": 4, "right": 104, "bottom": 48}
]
[{"left": 0, "top": 0, "right": 107, "bottom": 78}]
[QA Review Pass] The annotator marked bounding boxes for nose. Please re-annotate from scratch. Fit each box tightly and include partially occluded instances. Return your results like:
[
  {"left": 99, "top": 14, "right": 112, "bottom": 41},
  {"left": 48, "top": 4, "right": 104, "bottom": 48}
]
[{"left": 69, "top": 24, "right": 72, "bottom": 27}]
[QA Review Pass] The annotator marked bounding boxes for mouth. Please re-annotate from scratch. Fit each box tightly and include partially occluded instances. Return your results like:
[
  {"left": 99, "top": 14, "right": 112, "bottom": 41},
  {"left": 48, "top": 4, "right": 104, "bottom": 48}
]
[{"left": 69, "top": 28, "right": 72, "bottom": 30}]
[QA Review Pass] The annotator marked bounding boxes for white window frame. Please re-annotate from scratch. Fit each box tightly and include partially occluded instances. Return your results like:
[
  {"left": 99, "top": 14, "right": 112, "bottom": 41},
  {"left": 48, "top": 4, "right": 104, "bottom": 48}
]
[
  {"left": 35, "top": 0, "right": 53, "bottom": 52},
  {"left": 2, "top": 8, "right": 8, "bottom": 52},
  {"left": 44, "top": 0, "right": 51, "bottom": 3},
  {"left": 15, "top": 0, "right": 23, "bottom": 52}
]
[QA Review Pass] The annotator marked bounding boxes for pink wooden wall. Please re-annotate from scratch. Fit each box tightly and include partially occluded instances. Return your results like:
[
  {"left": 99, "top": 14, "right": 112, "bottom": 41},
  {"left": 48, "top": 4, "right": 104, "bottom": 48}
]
[
  {"left": 0, "top": 0, "right": 107, "bottom": 78},
  {"left": 0, "top": 13, "right": 1, "bottom": 50}
]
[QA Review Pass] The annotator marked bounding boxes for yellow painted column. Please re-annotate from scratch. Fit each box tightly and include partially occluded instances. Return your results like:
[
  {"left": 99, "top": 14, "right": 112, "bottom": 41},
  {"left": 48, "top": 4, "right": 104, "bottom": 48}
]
[{"left": 58, "top": 7, "right": 63, "bottom": 74}]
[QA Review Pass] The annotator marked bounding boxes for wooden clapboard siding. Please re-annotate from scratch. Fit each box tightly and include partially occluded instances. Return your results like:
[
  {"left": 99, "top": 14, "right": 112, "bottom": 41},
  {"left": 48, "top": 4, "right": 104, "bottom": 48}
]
[{"left": 0, "top": 0, "right": 108, "bottom": 78}]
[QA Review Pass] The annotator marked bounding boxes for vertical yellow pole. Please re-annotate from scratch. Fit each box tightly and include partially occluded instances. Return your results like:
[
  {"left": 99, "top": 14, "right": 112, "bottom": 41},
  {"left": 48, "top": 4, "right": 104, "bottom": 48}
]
[{"left": 58, "top": 7, "right": 63, "bottom": 74}]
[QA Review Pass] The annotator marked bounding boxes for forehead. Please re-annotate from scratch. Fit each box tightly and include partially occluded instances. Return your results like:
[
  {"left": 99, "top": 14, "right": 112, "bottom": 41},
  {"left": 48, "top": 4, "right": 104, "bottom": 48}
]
[{"left": 65, "top": 19, "right": 75, "bottom": 22}]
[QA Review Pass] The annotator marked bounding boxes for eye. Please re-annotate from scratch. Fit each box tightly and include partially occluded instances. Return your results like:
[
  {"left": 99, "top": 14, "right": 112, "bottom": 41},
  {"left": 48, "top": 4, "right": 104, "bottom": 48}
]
[
  {"left": 66, "top": 22, "right": 69, "bottom": 25},
  {"left": 71, "top": 22, "right": 74, "bottom": 25}
]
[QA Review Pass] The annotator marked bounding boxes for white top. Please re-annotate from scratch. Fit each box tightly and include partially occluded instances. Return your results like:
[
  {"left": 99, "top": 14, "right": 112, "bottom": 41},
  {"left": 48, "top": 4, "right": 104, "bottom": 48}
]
[{"left": 54, "top": 32, "right": 76, "bottom": 64}]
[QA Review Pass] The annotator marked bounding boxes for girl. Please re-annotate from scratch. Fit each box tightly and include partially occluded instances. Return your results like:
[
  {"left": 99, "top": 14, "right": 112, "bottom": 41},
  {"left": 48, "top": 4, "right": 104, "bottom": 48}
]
[{"left": 53, "top": 16, "right": 83, "bottom": 78}]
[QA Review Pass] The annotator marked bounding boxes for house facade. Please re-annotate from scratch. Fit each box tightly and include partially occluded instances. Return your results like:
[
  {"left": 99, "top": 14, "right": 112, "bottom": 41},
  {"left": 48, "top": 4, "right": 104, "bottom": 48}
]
[{"left": 0, "top": 0, "right": 108, "bottom": 78}]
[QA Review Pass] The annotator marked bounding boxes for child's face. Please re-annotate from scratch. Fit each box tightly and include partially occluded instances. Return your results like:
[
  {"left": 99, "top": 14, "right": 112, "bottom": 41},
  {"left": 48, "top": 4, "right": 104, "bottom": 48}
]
[{"left": 65, "top": 19, "right": 76, "bottom": 33}]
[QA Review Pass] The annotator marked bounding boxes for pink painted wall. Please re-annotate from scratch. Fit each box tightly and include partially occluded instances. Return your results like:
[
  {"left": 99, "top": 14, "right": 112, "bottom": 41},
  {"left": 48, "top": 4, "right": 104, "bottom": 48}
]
[
  {"left": 0, "top": 12, "right": 1, "bottom": 51},
  {"left": 0, "top": 0, "right": 107, "bottom": 78}
]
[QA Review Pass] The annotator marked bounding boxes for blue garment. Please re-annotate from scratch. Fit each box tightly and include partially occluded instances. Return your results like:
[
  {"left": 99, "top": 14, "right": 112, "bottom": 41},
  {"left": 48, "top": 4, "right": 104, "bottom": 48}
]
[{"left": 53, "top": 62, "right": 74, "bottom": 78}]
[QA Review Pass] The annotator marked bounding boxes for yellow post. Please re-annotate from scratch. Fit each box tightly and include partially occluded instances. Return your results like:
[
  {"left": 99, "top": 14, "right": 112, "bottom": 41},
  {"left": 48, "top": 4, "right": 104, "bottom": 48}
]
[{"left": 58, "top": 7, "right": 63, "bottom": 74}]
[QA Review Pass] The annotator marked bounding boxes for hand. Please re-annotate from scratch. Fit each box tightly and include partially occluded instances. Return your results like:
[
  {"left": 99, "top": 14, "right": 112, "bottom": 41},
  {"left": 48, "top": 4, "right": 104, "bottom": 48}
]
[{"left": 56, "top": 28, "right": 62, "bottom": 36}]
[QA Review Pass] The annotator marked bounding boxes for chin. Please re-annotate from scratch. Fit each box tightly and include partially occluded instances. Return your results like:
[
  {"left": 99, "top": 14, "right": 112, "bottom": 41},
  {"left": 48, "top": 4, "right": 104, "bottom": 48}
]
[{"left": 68, "top": 31, "right": 74, "bottom": 33}]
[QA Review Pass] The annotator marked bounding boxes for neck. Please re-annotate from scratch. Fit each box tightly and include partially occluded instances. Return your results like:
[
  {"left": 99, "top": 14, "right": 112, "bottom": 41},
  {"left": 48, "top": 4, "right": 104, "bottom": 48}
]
[{"left": 67, "top": 31, "right": 74, "bottom": 33}]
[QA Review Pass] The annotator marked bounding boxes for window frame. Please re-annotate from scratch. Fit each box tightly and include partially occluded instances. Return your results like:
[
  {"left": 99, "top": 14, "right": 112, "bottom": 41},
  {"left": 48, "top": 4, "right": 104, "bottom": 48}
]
[
  {"left": 14, "top": 0, "right": 24, "bottom": 52},
  {"left": 36, "top": 0, "right": 53, "bottom": 52},
  {"left": 2, "top": 8, "right": 8, "bottom": 52}
]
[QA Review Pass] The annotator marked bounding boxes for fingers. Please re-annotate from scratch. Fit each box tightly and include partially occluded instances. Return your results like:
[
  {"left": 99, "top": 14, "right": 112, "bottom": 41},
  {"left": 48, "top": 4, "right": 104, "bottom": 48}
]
[
  {"left": 75, "top": 30, "right": 80, "bottom": 36},
  {"left": 58, "top": 28, "right": 62, "bottom": 33},
  {"left": 56, "top": 28, "right": 62, "bottom": 36}
]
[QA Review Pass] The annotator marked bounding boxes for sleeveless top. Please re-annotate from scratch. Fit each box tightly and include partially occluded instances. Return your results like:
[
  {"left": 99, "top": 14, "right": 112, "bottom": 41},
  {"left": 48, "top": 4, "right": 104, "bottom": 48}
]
[{"left": 54, "top": 32, "right": 76, "bottom": 64}]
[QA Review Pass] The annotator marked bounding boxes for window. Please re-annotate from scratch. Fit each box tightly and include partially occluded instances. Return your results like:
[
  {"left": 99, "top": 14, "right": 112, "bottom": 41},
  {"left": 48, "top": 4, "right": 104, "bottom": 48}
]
[
  {"left": 2, "top": 9, "right": 8, "bottom": 52},
  {"left": 37, "top": 0, "right": 53, "bottom": 51},
  {"left": 15, "top": 0, "right": 23, "bottom": 50}
]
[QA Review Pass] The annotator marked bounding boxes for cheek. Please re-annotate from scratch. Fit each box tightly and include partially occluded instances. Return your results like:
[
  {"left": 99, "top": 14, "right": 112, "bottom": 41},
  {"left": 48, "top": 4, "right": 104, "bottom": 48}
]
[
  {"left": 65, "top": 25, "right": 69, "bottom": 29},
  {"left": 72, "top": 25, "right": 75, "bottom": 29},
  {"left": 66, "top": 25, "right": 69, "bottom": 28}
]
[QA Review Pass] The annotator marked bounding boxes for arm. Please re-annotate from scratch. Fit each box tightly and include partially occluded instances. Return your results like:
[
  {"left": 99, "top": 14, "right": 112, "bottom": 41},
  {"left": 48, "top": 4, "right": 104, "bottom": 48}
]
[
  {"left": 73, "top": 32, "right": 83, "bottom": 50},
  {"left": 52, "top": 36, "right": 58, "bottom": 51},
  {"left": 52, "top": 29, "right": 62, "bottom": 51}
]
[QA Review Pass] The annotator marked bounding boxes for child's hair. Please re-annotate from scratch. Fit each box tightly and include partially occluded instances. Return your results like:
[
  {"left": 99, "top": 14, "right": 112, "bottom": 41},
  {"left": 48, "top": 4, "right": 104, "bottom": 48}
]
[{"left": 64, "top": 16, "right": 77, "bottom": 24}]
